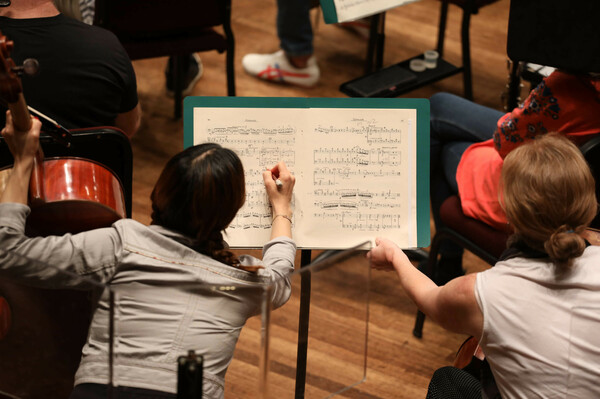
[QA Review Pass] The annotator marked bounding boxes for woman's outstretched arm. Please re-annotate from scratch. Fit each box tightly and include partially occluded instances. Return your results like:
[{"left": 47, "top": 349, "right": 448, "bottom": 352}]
[{"left": 368, "top": 237, "right": 483, "bottom": 338}]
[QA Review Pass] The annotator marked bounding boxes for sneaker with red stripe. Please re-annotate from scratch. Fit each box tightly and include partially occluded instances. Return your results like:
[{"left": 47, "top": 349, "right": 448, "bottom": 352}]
[{"left": 242, "top": 50, "right": 320, "bottom": 87}]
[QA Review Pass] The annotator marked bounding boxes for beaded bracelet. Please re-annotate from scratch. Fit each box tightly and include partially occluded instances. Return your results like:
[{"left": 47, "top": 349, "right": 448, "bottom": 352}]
[{"left": 272, "top": 214, "right": 292, "bottom": 226}]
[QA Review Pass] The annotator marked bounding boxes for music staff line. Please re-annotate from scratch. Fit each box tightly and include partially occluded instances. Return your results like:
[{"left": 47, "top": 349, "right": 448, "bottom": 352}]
[
  {"left": 207, "top": 126, "right": 296, "bottom": 136},
  {"left": 230, "top": 210, "right": 403, "bottom": 232},
  {"left": 312, "top": 211, "right": 404, "bottom": 231},
  {"left": 229, "top": 212, "right": 294, "bottom": 230},
  {"left": 314, "top": 200, "right": 402, "bottom": 210},
  {"left": 313, "top": 187, "right": 403, "bottom": 200},
  {"left": 205, "top": 123, "right": 404, "bottom": 145},
  {"left": 313, "top": 148, "right": 401, "bottom": 167}
]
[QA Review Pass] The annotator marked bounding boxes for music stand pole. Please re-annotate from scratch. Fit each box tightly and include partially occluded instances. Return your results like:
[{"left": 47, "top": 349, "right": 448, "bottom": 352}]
[{"left": 294, "top": 249, "right": 312, "bottom": 398}]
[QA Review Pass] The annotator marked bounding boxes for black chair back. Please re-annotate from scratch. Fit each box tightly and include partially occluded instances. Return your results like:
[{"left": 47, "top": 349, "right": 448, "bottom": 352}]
[
  {"left": 580, "top": 135, "right": 600, "bottom": 228},
  {"left": 93, "top": 0, "right": 236, "bottom": 118},
  {"left": 507, "top": 0, "right": 600, "bottom": 73}
]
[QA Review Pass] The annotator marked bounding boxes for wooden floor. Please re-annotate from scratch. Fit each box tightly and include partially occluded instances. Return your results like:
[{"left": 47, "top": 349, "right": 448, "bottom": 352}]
[{"left": 130, "top": 0, "right": 512, "bottom": 397}]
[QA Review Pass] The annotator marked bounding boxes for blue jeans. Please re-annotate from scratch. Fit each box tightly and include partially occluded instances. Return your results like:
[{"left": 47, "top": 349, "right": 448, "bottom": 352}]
[
  {"left": 429, "top": 93, "right": 504, "bottom": 257},
  {"left": 277, "top": 0, "right": 314, "bottom": 57}
]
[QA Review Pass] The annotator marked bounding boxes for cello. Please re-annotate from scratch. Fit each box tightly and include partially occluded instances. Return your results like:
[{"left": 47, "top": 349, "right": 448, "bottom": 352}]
[
  {"left": 0, "top": 31, "right": 127, "bottom": 398},
  {"left": 0, "top": 34, "right": 126, "bottom": 235}
]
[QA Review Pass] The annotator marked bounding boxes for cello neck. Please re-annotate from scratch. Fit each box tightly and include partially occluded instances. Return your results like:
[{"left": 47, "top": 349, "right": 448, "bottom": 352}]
[
  {"left": 7, "top": 91, "right": 45, "bottom": 203},
  {"left": 8, "top": 92, "right": 31, "bottom": 131}
]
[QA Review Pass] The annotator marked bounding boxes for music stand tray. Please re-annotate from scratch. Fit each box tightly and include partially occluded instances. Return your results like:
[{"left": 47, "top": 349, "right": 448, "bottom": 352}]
[{"left": 340, "top": 54, "right": 461, "bottom": 98}]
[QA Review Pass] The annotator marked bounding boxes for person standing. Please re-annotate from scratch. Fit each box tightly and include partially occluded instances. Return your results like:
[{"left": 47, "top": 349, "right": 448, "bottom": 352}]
[{"left": 242, "top": 0, "right": 320, "bottom": 87}]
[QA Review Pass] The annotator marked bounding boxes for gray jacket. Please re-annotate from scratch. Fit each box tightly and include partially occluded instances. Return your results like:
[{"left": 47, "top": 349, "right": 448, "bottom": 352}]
[{"left": 0, "top": 203, "right": 296, "bottom": 398}]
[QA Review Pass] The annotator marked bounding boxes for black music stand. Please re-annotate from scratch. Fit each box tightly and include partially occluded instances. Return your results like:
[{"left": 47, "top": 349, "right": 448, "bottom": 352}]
[
  {"left": 294, "top": 249, "right": 313, "bottom": 398},
  {"left": 340, "top": 0, "right": 498, "bottom": 99},
  {"left": 504, "top": 0, "right": 600, "bottom": 109}
]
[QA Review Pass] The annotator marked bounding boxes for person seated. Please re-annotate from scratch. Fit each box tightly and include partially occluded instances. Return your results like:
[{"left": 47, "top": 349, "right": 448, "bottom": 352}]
[
  {"left": 0, "top": 0, "right": 141, "bottom": 137},
  {"left": 369, "top": 132, "right": 600, "bottom": 398},
  {"left": 58, "top": 0, "right": 204, "bottom": 100},
  {"left": 0, "top": 110, "right": 296, "bottom": 399},
  {"left": 242, "top": 0, "right": 320, "bottom": 87},
  {"left": 428, "top": 70, "right": 600, "bottom": 283}
]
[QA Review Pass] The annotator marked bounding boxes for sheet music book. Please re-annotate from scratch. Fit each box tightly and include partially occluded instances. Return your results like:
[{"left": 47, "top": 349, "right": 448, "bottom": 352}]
[
  {"left": 320, "top": 0, "right": 420, "bottom": 24},
  {"left": 184, "top": 97, "right": 429, "bottom": 249}
]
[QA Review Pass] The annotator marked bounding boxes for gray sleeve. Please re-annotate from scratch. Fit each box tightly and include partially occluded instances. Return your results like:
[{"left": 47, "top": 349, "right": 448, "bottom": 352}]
[
  {"left": 0, "top": 203, "right": 121, "bottom": 288},
  {"left": 259, "top": 236, "right": 296, "bottom": 309}
]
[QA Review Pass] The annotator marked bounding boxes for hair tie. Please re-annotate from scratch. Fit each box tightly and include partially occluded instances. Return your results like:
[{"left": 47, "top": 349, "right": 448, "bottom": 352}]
[{"left": 566, "top": 229, "right": 574, "bottom": 233}]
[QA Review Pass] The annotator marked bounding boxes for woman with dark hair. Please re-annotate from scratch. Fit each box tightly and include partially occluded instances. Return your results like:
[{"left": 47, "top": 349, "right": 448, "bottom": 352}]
[
  {"left": 0, "top": 111, "right": 296, "bottom": 399},
  {"left": 368, "top": 133, "right": 600, "bottom": 398}
]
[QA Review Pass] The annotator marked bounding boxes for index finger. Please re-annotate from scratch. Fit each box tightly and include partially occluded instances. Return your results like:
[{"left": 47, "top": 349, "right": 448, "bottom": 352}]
[
  {"left": 271, "top": 161, "right": 289, "bottom": 176},
  {"left": 5, "top": 110, "right": 12, "bottom": 127}
]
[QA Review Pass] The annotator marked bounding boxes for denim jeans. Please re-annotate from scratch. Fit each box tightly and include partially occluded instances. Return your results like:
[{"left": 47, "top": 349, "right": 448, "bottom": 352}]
[
  {"left": 277, "top": 0, "right": 314, "bottom": 57},
  {"left": 429, "top": 92, "right": 504, "bottom": 257}
]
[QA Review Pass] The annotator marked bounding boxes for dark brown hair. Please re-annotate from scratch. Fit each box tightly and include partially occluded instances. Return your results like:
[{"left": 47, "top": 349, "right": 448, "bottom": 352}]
[
  {"left": 501, "top": 133, "right": 598, "bottom": 272},
  {"left": 150, "top": 143, "right": 245, "bottom": 266}
]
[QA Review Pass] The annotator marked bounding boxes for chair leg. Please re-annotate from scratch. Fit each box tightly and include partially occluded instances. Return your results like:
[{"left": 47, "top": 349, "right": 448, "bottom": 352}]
[
  {"left": 226, "top": 46, "right": 236, "bottom": 97},
  {"left": 413, "top": 231, "right": 444, "bottom": 338},
  {"left": 173, "top": 54, "right": 185, "bottom": 119},
  {"left": 436, "top": 0, "right": 449, "bottom": 57},
  {"left": 222, "top": 1, "right": 236, "bottom": 97},
  {"left": 375, "top": 13, "right": 385, "bottom": 71},
  {"left": 413, "top": 311, "right": 426, "bottom": 338},
  {"left": 505, "top": 60, "right": 522, "bottom": 110},
  {"left": 460, "top": 1, "right": 474, "bottom": 100}
]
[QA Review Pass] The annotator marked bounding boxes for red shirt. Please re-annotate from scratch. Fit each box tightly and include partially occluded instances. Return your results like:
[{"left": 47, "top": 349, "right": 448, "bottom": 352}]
[{"left": 457, "top": 71, "right": 600, "bottom": 230}]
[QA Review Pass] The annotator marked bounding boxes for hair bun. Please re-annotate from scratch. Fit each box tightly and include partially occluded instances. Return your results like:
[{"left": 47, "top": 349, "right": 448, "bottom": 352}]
[{"left": 544, "top": 226, "right": 586, "bottom": 270}]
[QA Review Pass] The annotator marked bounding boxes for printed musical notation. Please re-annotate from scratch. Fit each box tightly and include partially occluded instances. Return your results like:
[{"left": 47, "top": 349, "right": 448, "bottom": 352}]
[
  {"left": 206, "top": 126, "right": 297, "bottom": 168},
  {"left": 314, "top": 120, "right": 402, "bottom": 144},
  {"left": 192, "top": 106, "right": 418, "bottom": 248},
  {"left": 312, "top": 211, "right": 403, "bottom": 231}
]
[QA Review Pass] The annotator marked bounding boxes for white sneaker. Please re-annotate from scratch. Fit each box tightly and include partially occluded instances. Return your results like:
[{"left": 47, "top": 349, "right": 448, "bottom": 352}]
[{"left": 242, "top": 50, "right": 320, "bottom": 87}]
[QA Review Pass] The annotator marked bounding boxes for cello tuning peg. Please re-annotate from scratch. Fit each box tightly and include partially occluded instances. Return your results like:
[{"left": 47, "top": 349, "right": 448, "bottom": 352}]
[
  {"left": 22, "top": 58, "right": 39, "bottom": 76},
  {"left": 12, "top": 58, "right": 39, "bottom": 77}
]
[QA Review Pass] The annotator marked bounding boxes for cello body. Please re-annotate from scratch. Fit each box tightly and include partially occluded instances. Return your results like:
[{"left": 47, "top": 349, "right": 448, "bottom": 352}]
[
  {"left": 0, "top": 32, "right": 127, "bottom": 398},
  {"left": 26, "top": 157, "right": 126, "bottom": 236}
]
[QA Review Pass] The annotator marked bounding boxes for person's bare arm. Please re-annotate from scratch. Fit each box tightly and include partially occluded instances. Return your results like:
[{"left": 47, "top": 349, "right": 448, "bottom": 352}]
[
  {"left": 0, "top": 111, "right": 41, "bottom": 205},
  {"left": 421, "top": 273, "right": 482, "bottom": 337},
  {"left": 263, "top": 161, "right": 295, "bottom": 240},
  {"left": 368, "top": 237, "right": 482, "bottom": 337},
  {"left": 114, "top": 103, "right": 142, "bottom": 138}
]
